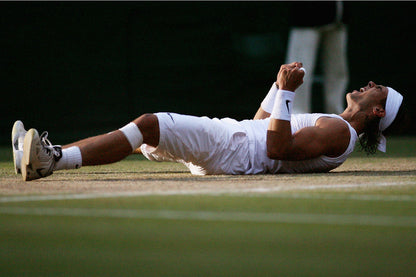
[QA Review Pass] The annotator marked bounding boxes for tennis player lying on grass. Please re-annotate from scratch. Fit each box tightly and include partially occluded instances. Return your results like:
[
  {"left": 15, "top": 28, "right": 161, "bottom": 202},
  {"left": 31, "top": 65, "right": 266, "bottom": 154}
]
[{"left": 12, "top": 62, "right": 405, "bottom": 181}]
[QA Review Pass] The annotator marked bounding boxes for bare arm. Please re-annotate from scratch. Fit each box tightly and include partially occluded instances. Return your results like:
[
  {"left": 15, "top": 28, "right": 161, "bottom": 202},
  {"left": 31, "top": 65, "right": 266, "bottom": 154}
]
[
  {"left": 266, "top": 63, "right": 349, "bottom": 160},
  {"left": 267, "top": 117, "right": 350, "bottom": 160},
  {"left": 253, "top": 82, "right": 278, "bottom": 120},
  {"left": 253, "top": 107, "right": 271, "bottom": 120},
  {"left": 254, "top": 62, "right": 304, "bottom": 120}
]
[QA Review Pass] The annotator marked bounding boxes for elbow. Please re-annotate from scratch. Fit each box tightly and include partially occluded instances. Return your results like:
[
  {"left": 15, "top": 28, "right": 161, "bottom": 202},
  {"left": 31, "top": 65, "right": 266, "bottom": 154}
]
[
  {"left": 266, "top": 146, "right": 291, "bottom": 160},
  {"left": 266, "top": 130, "right": 294, "bottom": 160},
  {"left": 266, "top": 150, "right": 278, "bottom": 160}
]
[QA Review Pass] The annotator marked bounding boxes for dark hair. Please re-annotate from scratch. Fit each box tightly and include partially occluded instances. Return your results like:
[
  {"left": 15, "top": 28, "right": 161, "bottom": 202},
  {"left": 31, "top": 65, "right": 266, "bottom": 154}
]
[
  {"left": 358, "top": 116, "right": 381, "bottom": 155},
  {"left": 358, "top": 102, "right": 408, "bottom": 155},
  {"left": 382, "top": 102, "right": 409, "bottom": 136}
]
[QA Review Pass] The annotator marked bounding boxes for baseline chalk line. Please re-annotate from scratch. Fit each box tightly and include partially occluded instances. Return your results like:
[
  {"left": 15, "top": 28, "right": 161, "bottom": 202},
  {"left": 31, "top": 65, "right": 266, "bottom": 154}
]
[{"left": 1, "top": 206, "right": 416, "bottom": 227}]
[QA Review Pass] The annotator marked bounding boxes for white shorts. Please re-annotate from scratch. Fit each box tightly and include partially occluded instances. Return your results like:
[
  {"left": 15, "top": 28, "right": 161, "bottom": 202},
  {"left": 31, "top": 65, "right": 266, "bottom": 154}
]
[{"left": 140, "top": 113, "right": 251, "bottom": 175}]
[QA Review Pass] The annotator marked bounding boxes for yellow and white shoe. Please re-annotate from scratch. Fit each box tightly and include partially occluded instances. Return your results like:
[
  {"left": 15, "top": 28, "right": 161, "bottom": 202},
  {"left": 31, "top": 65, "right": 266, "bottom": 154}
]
[
  {"left": 11, "top": 120, "right": 27, "bottom": 174},
  {"left": 21, "top": 129, "right": 62, "bottom": 181}
]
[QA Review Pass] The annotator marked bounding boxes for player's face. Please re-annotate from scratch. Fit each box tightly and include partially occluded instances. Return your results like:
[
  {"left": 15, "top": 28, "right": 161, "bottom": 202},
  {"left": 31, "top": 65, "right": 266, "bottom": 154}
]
[{"left": 346, "top": 81, "right": 388, "bottom": 109}]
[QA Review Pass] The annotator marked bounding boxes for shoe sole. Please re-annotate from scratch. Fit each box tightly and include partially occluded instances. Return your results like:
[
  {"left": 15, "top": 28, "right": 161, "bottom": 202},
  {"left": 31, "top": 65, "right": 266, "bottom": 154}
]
[
  {"left": 21, "top": 129, "right": 39, "bottom": 181},
  {"left": 11, "top": 120, "right": 24, "bottom": 174}
]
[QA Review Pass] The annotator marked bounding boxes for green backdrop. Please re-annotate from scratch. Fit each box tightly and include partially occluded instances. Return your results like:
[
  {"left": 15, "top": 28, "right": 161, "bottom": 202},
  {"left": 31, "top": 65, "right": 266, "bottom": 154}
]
[{"left": 1, "top": 2, "right": 415, "bottom": 145}]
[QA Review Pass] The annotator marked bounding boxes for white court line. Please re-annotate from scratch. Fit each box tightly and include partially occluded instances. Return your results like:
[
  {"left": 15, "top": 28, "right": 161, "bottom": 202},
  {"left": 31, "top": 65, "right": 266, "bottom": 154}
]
[
  {"left": 0, "top": 206, "right": 415, "bottom": 227},
  {"left": 259, "top": 193, "right": 416, "bottom": 202},
  {"left": 0, "top": 181, "right": 415, "bottom": 203}
]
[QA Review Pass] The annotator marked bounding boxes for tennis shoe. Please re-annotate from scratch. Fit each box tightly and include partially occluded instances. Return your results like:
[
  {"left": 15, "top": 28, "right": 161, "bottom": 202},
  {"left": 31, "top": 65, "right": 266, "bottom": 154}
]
[
  {"left": 11, "top": 120, "right": 27, "bottom": 174},
  {"left": 21, "top": 129, "right": 62, "bottom": 181}
]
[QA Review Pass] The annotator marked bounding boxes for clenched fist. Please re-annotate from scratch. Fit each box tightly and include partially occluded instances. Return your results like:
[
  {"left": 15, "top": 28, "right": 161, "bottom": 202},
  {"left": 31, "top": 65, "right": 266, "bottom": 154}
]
[{"left": 276, "top": 62, "right": 305, "bottom": 92}]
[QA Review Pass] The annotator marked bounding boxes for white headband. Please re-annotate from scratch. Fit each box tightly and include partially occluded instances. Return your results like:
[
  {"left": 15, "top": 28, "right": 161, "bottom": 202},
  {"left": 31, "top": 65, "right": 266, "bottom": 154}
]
[{"left": 377, "top": 87, "right": 403, "bottom": 152}]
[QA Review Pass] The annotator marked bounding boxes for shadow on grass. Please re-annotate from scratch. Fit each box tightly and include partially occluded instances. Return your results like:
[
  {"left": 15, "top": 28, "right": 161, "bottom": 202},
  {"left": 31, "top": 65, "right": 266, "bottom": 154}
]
[
  {"left": 45, "top": 169, "right": 416, "bottom": 183},
  {"left": 331, "top": 170, "right": 416, "bottom": 177}
]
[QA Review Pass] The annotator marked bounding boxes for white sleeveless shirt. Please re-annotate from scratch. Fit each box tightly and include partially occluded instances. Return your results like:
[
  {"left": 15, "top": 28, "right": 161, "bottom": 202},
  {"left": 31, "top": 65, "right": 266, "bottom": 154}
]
[{"left": 239, "top": 113, "right": 358, "bottom": 174}]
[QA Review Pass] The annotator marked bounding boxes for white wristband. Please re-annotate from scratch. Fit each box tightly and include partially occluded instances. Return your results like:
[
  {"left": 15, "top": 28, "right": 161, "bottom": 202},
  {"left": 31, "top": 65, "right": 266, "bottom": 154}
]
[
  {"left": 260, "top": 83, "right": 279, "bottom": 113},
  {"left": 270, "top": 89, "right": 295, "bottom": 121}
]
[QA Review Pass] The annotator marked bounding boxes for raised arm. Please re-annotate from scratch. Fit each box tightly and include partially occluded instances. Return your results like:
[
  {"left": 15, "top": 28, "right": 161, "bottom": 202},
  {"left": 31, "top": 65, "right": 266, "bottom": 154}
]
[
  {"left": 253, "top": 82, "right": 277, "bottom": 120},
  {"left": 253, "top": 108, "right": 270, "bottom": 120},
  {"left": 254, "top": 62, "right": 303, "bottom": 120},
  {"left": 266, "top": 64, "right": 350, "bottom": 161}
]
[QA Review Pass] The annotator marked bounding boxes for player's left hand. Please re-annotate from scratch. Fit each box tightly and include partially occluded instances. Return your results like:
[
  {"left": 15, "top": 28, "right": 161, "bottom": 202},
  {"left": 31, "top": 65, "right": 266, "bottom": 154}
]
[{"left": 276, "top": 62, "right": 305, "bottom": 92}]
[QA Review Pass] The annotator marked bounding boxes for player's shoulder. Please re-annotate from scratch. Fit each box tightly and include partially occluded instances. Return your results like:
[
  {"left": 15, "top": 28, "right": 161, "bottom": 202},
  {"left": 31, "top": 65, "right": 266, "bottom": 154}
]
[
  {"left": 316, "top": 116, "right": 350, "bottom": 135},
  {"left": 315, "top": 116, "right": 351, "bottom": 157}
]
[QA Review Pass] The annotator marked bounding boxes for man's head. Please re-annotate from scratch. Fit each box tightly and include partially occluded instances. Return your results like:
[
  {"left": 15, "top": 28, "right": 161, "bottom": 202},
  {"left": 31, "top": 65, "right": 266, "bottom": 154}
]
[
  {"left": 346, "top": 81, "right": 388, "bottom": 115},
  {"left": 346, "top": 81, "right": 404, "bottom": 153}
]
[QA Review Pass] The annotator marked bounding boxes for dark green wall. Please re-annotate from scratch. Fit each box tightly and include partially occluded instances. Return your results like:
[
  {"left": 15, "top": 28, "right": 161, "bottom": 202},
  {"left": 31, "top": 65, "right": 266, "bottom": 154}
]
[{"left": 1, "top": 2, "right": 415, "bottom": 145}]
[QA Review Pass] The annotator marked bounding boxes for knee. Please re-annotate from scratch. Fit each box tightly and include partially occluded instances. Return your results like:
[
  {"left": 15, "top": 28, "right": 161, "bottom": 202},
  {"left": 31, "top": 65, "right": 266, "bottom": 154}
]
[
  {"left": 133, "top": 113, "right": 160, "bottom": 146},
  {"left": 134, "top": 113, "right": 156, "bottom": 124}
]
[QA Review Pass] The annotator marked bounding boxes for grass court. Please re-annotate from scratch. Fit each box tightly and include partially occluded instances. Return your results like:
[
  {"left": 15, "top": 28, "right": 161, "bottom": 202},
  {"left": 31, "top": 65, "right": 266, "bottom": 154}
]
[{"left": 0, "top": 137, "right": 415, "bottom": 276}]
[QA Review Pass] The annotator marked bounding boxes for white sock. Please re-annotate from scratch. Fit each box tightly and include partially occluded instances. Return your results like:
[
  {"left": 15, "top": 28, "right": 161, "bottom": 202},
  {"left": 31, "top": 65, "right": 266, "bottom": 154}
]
[
  {"left": 119, "top": 122, "right": 143, "bottom": 151},
  {"left": 54, "top": 146, "right": 82, "bottom": 171}
]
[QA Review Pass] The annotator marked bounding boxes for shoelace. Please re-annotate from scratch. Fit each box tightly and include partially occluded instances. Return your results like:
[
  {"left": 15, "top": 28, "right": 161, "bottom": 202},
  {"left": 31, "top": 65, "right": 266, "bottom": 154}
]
[{"left": 40, "top": 131, "right": 62, "bottom": 159}]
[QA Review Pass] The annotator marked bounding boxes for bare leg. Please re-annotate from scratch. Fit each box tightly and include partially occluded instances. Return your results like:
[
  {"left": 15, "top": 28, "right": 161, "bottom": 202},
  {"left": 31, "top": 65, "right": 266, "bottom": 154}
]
[{"left": 62, "top": 113, "right": 159, "bottom": 166}]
